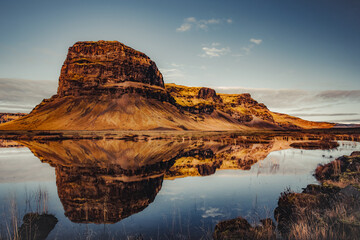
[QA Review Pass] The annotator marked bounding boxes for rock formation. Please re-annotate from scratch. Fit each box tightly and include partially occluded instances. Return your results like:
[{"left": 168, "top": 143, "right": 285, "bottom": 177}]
[
  {"left": 0, "top": 113, "right": 26, "bottom": 124},
  {"left": 57, "top": 41, "right": 167, "bottom": 100},
  {"left": 0, "top": 40, "right": 334, "bottom": 131},
  {"left": 165, "top": 84, "right": 334, "bottom": 129}
]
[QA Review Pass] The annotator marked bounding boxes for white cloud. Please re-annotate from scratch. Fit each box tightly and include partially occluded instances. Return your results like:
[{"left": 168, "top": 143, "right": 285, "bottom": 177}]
[
  {"left": 250, "top": 38, "right": 262, "bottom": 45},
  {"left": 176, "top": 23, "right": 192, "bottom": 32},
  {"left": 185, "top": 17, "right": 196, "bottom": 22},
  {"left": 203, "top": 18, "right": 220, "bottom": 24},
  {"left": 170, "top": 63, "right": 183, "bottom": 68},
  {"left": 160, "top": 67, "right": 185, "bottom": 81},
  {"left": 201, "top": 207, "right": 225, "bottom": 218},
  {"left": 201, "top": 45, "right": 230, "bottom": 58},
  {"left": 0, "top": 78, "right": 57, "bottom": 113},
  {"left": 232, "top": 38, "right": 263, "bottom": 57},
  {"left": 176, "top": 17, "right": 232, "bottom": 32}
]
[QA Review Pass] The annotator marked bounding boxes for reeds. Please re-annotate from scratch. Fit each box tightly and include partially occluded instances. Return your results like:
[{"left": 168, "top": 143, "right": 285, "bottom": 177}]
[{"left": 0, "top": 187, "right": 50, "bottom": 240}]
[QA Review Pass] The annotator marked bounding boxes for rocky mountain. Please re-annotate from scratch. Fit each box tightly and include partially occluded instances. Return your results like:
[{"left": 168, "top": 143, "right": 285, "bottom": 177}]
[
  {"left": 0, "top": 40, "right": 334, "bottom": 131},
  {"left": 165, "top": 84, "right": 334, "bottom": 129},
  {"left": 0, "top": 113, "right": 26, "bottom": 124}
]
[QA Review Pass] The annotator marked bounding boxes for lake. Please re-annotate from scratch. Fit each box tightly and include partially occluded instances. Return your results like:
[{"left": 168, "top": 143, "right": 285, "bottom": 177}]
[{"left": 0, "top": 135, "right": 359, "bottom": 239}]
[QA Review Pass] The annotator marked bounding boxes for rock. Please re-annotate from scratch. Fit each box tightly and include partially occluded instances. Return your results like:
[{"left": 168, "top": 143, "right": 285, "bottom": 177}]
[
  {"left": 315, "top": 153, "right": 360, "bottom": 182},
  {"left": 351, "top": 151, "right": 360, "bottom": 157},
  {"left": 58, "top": 41, "right": 165, "bottom": 97},
  {"left": 338, "top": 185, "right": 360, "bottom": 199},
  {"left": 213, "top": 217, "right": 276, "bottom": 240},
  {"left": 18, "top": 213, "right": 57, "bottom": 240},
  {"left": 214, "top": 217, "right": 253, "bottom": 240},
  {"left": 198, "top": 87, "right": 222, "bottom": 102},
  {"left": 290, "top": 141, "right": 339, "bottom": 150}
]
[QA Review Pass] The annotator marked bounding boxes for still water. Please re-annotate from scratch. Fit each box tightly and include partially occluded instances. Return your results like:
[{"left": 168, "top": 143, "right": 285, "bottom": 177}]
[{"left": 0, "top": 137, "right": 359, "bottom": 239}]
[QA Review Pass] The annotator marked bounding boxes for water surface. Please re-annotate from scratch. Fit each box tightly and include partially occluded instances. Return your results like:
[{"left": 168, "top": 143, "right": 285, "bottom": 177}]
[{"left": 0, "top": 137, "right": 359, "bottom": 239}]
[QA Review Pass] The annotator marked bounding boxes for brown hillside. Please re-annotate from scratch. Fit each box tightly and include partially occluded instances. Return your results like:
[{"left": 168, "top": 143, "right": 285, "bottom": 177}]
[
  {"left": 165, "top": 84, "right": 334, "bottom": 130},
  {"left": 0, "top": 41, "right": 334, "bottom": 131}
]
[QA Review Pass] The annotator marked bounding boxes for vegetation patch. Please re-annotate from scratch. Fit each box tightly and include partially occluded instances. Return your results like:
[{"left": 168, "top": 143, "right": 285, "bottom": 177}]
[{"left": 214, "top": 152, "right": 360, "bottom": 240}]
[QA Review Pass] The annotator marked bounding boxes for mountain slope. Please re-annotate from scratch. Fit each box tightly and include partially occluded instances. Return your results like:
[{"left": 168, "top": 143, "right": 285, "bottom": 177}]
[
  {"left": 0, "top": 41, "right": 334, "bottom": 131},
  {"left": 165, "top": 84, "right": 334, "bottom": 130}
]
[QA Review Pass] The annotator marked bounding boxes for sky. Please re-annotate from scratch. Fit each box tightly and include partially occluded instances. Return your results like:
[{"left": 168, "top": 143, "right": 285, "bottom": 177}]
[{"left": 0, "top": 0, "right": 359, "bottom": 123}]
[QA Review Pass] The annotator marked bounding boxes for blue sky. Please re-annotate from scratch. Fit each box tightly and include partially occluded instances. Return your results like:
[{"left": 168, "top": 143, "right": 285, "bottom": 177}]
[{"left": 0, "top": 0, "right": 359, "bottom": 123}]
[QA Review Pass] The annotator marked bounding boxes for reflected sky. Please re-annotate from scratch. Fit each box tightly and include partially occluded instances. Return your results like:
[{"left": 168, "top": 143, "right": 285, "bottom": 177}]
[{"left": 0, "top": 140, "right": 359, "bottom": 239}]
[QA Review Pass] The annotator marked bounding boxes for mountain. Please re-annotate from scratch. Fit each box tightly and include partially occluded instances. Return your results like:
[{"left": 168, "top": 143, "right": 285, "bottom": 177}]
[
  {"left": 0, "top": 113, "right": 26, "bottom": 124},
  {"left": 165, "top": 84, "right": 334, "bottom": 129},
  {"left": 0, "top": 40, "right": 334, "bottom": 131}
]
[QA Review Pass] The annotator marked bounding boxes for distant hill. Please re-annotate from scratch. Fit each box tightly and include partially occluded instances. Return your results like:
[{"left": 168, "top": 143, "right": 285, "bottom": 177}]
[{"left": 0, "top": 113, "right": 26, "bottom": 124}]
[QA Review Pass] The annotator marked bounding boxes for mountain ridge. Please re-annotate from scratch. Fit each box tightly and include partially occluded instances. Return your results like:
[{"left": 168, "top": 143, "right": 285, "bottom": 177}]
[{"left": 0, "top": 40, "right": 334, "bottom": 131}]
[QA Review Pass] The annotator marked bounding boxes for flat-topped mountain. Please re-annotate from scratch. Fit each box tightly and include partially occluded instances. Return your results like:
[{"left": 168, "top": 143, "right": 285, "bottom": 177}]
[
  {"left": 0, "top": 40, "right": 334, "bottom": 131},
  {"left": 57, "top": 40, "right": 167, "bottom": 99}
]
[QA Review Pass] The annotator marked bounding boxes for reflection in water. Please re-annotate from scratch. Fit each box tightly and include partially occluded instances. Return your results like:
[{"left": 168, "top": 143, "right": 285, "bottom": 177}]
[
  {"left": 56, "top": 162, "right": 170, "bottom": 223},
  {"left": 18, "top": 138, "right": 288, "bottom": 224},
  {"left": 19, "top": 213, "right": 57, "bottom": 240},
  {"left": 21, "top": 140, "right": 184, "bottom": 224},
  {"left": 0, "top": 134, "right": 356, "bottom": 238},
  {"left": 18, "top": 135, "right": 343, "bottom": 224}
]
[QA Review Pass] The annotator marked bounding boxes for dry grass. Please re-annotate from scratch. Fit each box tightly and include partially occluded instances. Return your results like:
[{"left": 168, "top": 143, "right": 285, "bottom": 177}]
[
  {"left": 0, "top": 187, "right": 50, "bottom": 240},
  {"left": 287, "top": 199, "right": 359, "bottom": 240}
]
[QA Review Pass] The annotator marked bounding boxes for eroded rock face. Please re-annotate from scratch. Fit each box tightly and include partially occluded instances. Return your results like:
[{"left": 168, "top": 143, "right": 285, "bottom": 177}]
[
  {"left": 56, "top": 164, "right": 167, "bottom": 223},
  {"left": 197, "top": 87, "right": 222, "bottom": 102},
  {"left": 57, "top": 41, "right": 164, "bottom": 97}
]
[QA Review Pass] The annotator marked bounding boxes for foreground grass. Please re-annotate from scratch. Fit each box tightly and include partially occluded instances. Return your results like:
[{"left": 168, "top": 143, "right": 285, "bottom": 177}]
[
  {"left": 0, "top": 188, "right": 57, "bottom": 240},
  {"left": 214, "top": 152, "right": 360, "bottom": 240}
]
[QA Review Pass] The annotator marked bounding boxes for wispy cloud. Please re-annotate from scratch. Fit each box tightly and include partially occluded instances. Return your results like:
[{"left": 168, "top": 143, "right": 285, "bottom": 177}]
[
  {"left": 232, "top": 38, "right": 263, "bottom": 57},
  {"left": 176, "top": 17, "right": 232, "bottom": 32},
  {"left": 200, "top": 43, "right": 230, "bottom": 58},
  {"left": 250, "top": 38, "right": 262, "bottom": 45},
  {"left": 201, "top": 207, "right": 225, "bottom": 218},
  {"left": 160, "top": 63, "right": 187, "bottom": 81},
  {"left": 293, "top": 113, "right": 359, "bottom": 117},
  {"left": 316, "top": 90, "right": 360, "bottom": 101},
  {"left": 0, "top": 78, "right": 57, "bottom": 113},
  {"left": 160, "top": 68, "right": 185, "bottom": 81},
  {"left": 331, "top": 119, "right": 360, "bottom": 123}
]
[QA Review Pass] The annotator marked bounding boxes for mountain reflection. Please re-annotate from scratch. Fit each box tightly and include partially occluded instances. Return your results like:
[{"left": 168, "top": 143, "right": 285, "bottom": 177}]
[{"left": 17, "top": 135, "right": 344, "bottom": 224}]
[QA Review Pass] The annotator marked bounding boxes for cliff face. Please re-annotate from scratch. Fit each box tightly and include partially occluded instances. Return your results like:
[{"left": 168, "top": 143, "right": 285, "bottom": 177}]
[
  {"left": 0, "top": 40, "right": 334, "bottom": 131},
  {"left": 58, "top": 41, "right": 164, "bottom": 96}
]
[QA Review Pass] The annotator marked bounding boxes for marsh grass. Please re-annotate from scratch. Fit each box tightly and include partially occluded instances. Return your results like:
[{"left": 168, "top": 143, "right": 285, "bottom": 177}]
[
  {"left": 0, "top": 187, "right": 50, "bottom": 240},
  {"left": 286, "top": 196, "right": 360, "bottom": 240}
]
